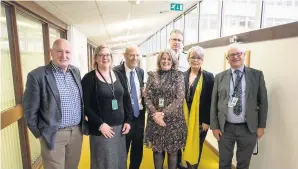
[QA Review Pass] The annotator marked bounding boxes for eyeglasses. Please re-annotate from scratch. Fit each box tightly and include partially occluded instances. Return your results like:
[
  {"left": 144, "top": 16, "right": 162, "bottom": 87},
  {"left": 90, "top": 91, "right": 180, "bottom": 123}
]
[
  {"left": 190, "top": 56, "right": 203, "bottom": 60},
  {"left": 170, "top": 38, "right": 182, "bottom": 42},
  {"left": 97, "top": 53, "right": 111, "bottom": 57},
  {"left": 228, "top": 52, "right": 243, "bottom": 58}
]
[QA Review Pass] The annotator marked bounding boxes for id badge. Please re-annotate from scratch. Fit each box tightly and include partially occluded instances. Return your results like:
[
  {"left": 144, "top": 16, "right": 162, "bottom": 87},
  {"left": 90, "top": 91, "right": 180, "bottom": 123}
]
[
  {"left": 228, "top": 97, "right": 238, "bottom": 107},
  {"left": 159, "top": 98, "right": 164, "bottom": 108},
  {"left": 112, "top": 99, "right": 118, "bottom": 110}
]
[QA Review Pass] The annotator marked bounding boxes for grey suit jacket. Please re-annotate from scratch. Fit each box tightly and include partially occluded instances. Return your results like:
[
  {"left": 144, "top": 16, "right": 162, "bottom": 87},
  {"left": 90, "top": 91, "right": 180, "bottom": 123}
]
[
  {"left": 210, "top": 66, "right": 268, "bottom": 133},
  {"left": 22, "top": 63, "right": 86, "bottom": 149}
]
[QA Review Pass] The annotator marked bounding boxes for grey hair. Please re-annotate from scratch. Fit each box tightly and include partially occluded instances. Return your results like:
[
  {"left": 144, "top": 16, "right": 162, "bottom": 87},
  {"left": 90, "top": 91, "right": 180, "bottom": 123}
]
[
  {"left": 170, "top": 29, "right": 184, "bottom": 37},
  {"left": 226, "top": 43, "right": 245, "bottom": 54},
  {"left": 156, "top": 49, "right": 179, "bottom": 71},
  {"left": 187, "top": 46, "right": 204, "bottom": 60}
]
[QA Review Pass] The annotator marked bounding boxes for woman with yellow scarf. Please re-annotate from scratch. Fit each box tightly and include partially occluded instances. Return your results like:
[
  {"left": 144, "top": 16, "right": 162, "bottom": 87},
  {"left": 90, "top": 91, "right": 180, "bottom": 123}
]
[{"left": 183, "top": 46, "right": 214, "bottom": 169}]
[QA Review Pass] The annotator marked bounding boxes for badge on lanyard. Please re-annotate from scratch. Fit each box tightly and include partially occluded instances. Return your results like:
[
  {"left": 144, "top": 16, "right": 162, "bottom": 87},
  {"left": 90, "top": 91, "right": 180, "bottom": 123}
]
[
  {"left": 228, "top": 97, "right": 238, "bottom": 107},
  {"left": 112, "top": 99, "right": 118, "bottom": 110},
  {"left": 159, "top": 98, "right": 165, "bottom": 108}
]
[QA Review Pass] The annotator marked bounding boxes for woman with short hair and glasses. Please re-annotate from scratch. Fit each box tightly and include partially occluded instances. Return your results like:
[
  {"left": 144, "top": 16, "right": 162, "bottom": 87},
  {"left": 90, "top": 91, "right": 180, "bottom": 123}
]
[
  {"left": 82, "top": 44, "right": 133, "bottom": 169},
  {"left": 144, "top": 49, "right": 187, "bottom": 169},
  {"left": 183, "top": 46, "right": 214, "bottom": 169}
]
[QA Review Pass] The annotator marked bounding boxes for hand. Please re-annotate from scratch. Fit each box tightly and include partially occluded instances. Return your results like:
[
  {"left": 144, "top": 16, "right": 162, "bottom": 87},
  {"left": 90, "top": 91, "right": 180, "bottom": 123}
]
[
  {"left": 99, "top": 123, "right": 115, "bottom": 138},
  {"left": 152, "top": 112, "right": 164, "bottom": 119},
  {"left": 212, "top": 129, "right": 222, "bottom": 141},
  {"left": 122, "top": 123, "right": 131, "bottom": 134},
  {"left": 257, "top": 128, "right": 265, "bottom": 140},
  {"left": 153, "top": 112, "right": 166, "bottom": 127},
  {"left": 141, "top": 87, "right": 145, "bottom": 97},
  {"left": 154, "top": 118, "right": 166, "bottom": 127},
  {"left": 202, "top": 123, "right": 209, "bottom": 131}
]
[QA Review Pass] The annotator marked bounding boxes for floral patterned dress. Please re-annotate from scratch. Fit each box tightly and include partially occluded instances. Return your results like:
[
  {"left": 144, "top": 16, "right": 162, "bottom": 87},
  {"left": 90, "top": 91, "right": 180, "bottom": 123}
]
[{"left": 144, "top": 70, "right": 187, "bottom": 153}]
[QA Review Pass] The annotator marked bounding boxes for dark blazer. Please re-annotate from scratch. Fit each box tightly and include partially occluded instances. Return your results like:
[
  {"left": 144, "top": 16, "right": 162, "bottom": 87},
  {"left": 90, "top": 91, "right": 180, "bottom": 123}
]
[
  {"left": 22, "top": 63, "right": 86, "bottom": 149},
  {"left": 184, "top": 69, "right": 214, "bottom": 125},
  {"left": 210, "top": 67, "right": 268, "bottom": 133},
  {"left": 82, "top": 70, "right": 133, "bottom": 136},
  {"left": 113, "top": 63, "right": 146, "bottom": 118}
]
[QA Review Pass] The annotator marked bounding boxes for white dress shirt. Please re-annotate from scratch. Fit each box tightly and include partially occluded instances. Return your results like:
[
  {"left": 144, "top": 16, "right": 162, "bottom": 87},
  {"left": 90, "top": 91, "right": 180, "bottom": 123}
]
[{"left": 124, "top": 63, "right": 143, "bottom": 110}]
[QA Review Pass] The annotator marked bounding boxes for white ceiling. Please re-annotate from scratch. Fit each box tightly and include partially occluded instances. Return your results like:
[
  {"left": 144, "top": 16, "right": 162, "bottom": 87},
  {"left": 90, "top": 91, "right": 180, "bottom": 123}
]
[{"left": 34, "top": 0, "right": 197, "bottom": 52}]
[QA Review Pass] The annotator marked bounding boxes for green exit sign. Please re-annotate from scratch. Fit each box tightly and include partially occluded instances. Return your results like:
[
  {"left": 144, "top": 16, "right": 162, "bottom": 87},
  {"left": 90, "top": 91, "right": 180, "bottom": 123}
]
[{"left": 170, "top": 3, "right": 183, "bottom": 11}]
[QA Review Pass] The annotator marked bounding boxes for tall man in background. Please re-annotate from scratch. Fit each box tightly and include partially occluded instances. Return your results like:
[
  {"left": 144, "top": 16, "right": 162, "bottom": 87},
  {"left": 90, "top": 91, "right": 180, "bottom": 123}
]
[{"left": 168, "top": 29, "right": 189, "bottom": 72}]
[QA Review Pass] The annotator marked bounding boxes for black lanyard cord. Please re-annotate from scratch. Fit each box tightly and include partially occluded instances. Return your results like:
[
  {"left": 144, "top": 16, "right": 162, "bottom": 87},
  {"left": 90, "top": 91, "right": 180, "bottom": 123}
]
[
  {"left": 96, "top": 69, "right": 116, "bottom": 99},
  {"left": 231, "top": 70, "right": 244, "bottom": 97}
]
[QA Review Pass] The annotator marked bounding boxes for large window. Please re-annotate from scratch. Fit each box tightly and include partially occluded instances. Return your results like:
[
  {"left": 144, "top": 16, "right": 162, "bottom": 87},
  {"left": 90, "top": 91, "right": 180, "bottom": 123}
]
[
  {"left": 152, "top": 34, "right": 157, "bottom": 52},
  {"left": 199, "top": 0, "right": 221, "bottom": 41},
  {"left": 156, "top": 31, "right": 161, "bottom": 51},
  {"left": 262, "top": 0, "right": 298, "bottom": 28},
  {"left": 49, "top": 27, "right": 62, "bottom": 47},
  {"left": 17, "top": 11, "right": 45, "bottom": 163},
  {"left": 166, "top": 22, "right": 173, "bottom": 42},
  {"left": 148, "top": 37, "right": 152, "bottom": 53},
  {"left": 222, "top": 0, "right": 262, "bottom": 36},
  {"left": 184, "top": 6, "right": 199, "bottom": 45},
  {"left": 174, "top": 15, "right": 184, "bottom": 32},
  {"left": 160, "top": 27, "right": 167, "bottom": 50},
  {"left": 1, "top": 5, "right": 16, "bottom": 112},
  {"left": 1, "top": 122, "right": 23, "bottom": 169}
]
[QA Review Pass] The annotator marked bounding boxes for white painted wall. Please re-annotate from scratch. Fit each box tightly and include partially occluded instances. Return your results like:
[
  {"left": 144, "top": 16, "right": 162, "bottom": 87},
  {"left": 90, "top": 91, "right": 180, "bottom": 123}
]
[
  {"left": 67, "top": 25, "right": 88, "bottom": 77},
  {"left": 202, "top": 37, "right": 298, "bottom": 168}
]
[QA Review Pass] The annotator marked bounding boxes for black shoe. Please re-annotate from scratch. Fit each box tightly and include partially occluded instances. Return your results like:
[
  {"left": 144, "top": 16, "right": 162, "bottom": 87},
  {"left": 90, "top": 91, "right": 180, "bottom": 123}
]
[{"left": 177, "top": 163, "right": 187, "bottom": 169}]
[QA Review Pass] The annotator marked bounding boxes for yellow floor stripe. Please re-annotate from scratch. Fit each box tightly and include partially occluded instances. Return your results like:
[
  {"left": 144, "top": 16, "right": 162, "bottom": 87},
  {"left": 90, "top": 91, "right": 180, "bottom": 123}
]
[{"left": 78, "top": 136, "right": 219, "bottom": 169}]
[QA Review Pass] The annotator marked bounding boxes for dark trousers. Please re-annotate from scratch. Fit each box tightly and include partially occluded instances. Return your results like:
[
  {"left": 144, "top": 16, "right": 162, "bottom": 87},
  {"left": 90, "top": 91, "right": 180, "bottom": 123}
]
[
  {"left": 177, "top": 128, "right": 208, "bottom": 167},
  {"left": 219, "top": 122, "right": 257, "bottom": 169},
  {"left": 126, "top": 110, "right": 145, "bottom": 169}
]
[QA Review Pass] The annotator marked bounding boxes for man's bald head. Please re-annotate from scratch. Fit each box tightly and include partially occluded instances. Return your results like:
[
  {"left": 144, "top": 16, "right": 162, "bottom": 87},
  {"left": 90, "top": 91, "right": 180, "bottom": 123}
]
[
  {"left": 124, "top": 45, "right": 140, "bottom": 69},
  {"left": 50, "top": 39, "right": 72, "bottom": 72},
  {"left": 52, "top": 39, "right": 71, "bottom": 50}
]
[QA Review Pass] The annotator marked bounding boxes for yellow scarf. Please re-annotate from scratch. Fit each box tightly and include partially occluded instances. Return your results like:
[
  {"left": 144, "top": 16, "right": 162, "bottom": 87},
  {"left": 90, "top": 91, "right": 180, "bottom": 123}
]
[{"left": 182, "top": 70, "right": 204, "bottom": 165}]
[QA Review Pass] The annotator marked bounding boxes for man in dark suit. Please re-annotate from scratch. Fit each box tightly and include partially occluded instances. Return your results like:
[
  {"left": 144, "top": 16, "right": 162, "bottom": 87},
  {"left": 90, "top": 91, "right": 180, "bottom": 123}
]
[
  {"left": 23, "top": 39, "right": 86, "bottom": 169},
  {"left": 210, "top": 43, "right": 268, "bottom": 169},
  {"left": 114, "top": 45, "right": 146, "bottom": 169}
]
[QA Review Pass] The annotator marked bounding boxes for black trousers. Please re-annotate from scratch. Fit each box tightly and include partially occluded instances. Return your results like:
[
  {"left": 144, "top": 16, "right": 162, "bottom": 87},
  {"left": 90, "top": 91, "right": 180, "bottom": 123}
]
[
  {"left": 126, "top": 110, "right": 145, "bottom": 169},
  {"left": 177, "top": 128, "right": 208, "bottom": 166}
]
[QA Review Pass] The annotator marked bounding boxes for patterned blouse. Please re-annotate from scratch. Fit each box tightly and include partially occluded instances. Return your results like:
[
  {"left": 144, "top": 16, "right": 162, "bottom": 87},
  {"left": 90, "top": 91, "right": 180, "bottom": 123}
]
[{"left": 144, "top": 69, "right": 187, "bottom": 153}]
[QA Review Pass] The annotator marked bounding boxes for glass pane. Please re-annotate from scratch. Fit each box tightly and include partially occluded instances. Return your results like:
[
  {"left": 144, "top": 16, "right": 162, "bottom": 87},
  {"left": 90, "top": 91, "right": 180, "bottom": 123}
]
[
  {"left": 17, "top": 11, "right": 44, "bottom": 163},
  {"left": 160, "top": 27, "right": 166, "bottom": 50},
  {"left": 156, "top": 31, "right": 161, "bottom": 51},
  {"left": 199, "top": 0, "right": 221, "bottom": 41},
  {"left": 49, "top": 27, "right": 61, "bottom": 48},
  {"left": 185, "top": 7, "right": 199, "bottom": 45},
  {"left": 145, "top": 40, "right": 149, "bottom": 54},
  {"left": 174, "top": 16, "right": 184, "bottom": 32},
  {"left": 152, "top": 34, "right": 156, "bottom": 52},
  {"left": 262, "top": 0, "right": 298, "bottom": 28},
  {"left": 1, "top": 121, "right": 23, "bottom": 169},
  {"left": 222, "top": 0, "right": 261, "bottom": 36},
  {"left": 148, "top": 37, "right": 152, "bottom": 53},
  {"left": 1, "top": 6, "right": 16, "bottom": 112},
  {"left": 166, "top": 22, "right": 173, "bottom": 43}
]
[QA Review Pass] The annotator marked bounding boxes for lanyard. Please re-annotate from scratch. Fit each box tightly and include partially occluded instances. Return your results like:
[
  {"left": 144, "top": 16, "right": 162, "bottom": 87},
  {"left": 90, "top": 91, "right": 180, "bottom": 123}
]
[
  {"left": 97, "top": 69, "right": 116, "bottom": 99},
  {"left": 231, "top": 70, "right": 244, "bottom": 97}
]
